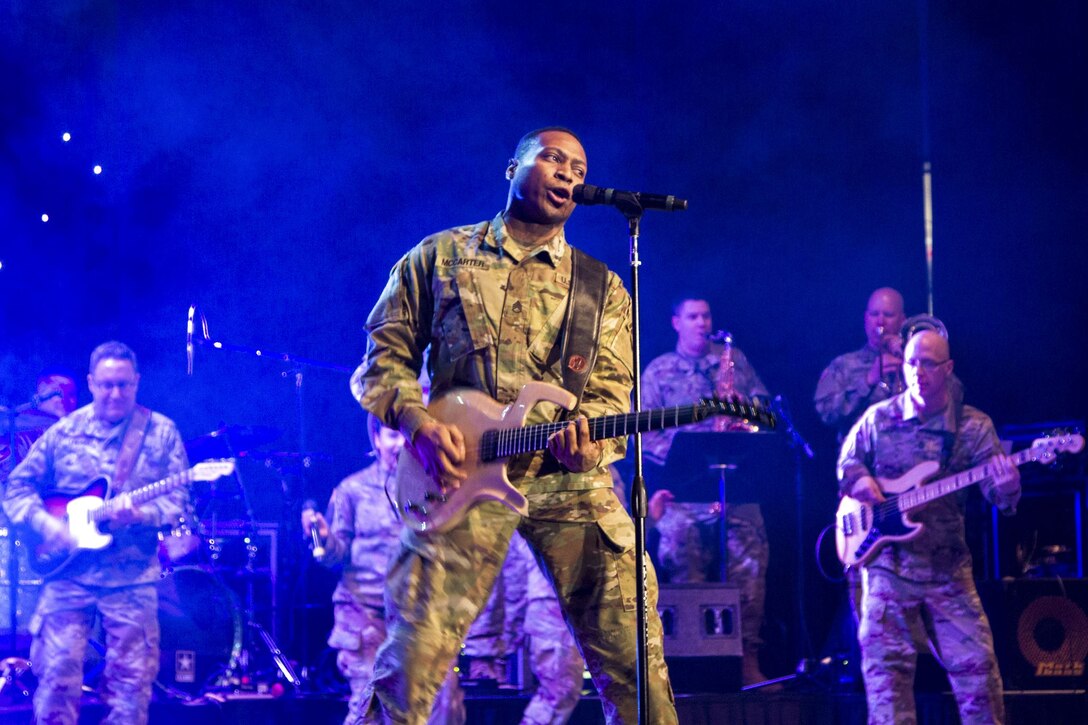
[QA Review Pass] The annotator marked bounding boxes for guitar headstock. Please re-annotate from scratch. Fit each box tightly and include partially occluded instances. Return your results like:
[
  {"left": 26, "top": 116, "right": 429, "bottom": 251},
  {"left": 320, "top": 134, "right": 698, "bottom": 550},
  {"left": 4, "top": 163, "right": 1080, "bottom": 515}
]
[
  {"left": 192, "top": 458, "right": 237, "bottom": 481},
  {"left": 1027, "top": 432, "right": 1085, "bottom": 465},
  {"left": 699, "top": 397, "right": 778, "bottom": 430}
]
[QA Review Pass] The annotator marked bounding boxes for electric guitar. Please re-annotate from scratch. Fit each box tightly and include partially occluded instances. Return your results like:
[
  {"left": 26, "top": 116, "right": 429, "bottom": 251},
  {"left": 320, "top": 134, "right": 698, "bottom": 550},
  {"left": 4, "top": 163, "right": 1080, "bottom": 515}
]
[
  {"left": 26, "top": 459, "right": 236, "bottom": 578},
  {"left": 835, "top": 433, "right": 1083, "bottom": 568},
  {"left": 396, "top": 381, "right": 777, "bottom": 534}
]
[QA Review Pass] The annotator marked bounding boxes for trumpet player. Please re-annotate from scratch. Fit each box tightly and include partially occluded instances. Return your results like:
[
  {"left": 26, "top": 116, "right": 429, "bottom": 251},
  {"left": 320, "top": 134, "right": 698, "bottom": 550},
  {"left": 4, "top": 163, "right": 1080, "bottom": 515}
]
[
  {"left": 815, "top": 287, "right": 907, "bottom": 442},
  {"left": 641, "top": 296, "right": 773, "bottom": 687}
]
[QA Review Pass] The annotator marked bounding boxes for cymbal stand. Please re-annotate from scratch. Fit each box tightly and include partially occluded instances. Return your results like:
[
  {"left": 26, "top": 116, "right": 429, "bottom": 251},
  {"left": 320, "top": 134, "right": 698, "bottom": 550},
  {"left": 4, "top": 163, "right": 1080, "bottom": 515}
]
[
  {"left": 213, "top": 433, "right": 300, "bottom": 691},
  {"left": 2, "top": 396, "right": 40, "bottom": 656}
]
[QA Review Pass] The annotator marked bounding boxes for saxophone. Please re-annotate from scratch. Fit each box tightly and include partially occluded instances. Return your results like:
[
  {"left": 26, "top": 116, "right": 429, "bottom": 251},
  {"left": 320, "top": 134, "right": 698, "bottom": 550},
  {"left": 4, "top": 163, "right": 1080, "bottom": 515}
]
[{"left": 710, "top": 330, "right": 759, "bottom": 432}]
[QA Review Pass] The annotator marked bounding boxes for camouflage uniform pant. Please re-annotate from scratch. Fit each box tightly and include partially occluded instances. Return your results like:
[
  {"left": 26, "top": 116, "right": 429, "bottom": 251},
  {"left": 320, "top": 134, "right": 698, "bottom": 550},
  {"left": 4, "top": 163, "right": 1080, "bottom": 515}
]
[
  {"left": 29, "top": 579, "right": 159, "bottom": 725},
  {"left": 521, "top": 564, "right": 585, "bottom": 725},
  {"left": 858, "top": 567, "right": 1005, "bottom": 725},
  {"left": 655, "top": 502, "right": 768, "bottom": 647},
  {"left": 362, "top": 497, "right": 677, "bottom": 725},
  {"left": 466, "top": 531, "right": 585, "bottom": 724},
  {"left": 329, "top": 598, "right": 464, "bottom": 725}
]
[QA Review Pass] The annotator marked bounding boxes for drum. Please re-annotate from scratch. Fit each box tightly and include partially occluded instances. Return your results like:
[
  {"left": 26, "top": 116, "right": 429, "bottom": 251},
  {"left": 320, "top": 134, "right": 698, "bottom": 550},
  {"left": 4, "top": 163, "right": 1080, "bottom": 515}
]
[
  {"left": 156, "top": 566, "right": 242, "bottom": 694},
  {"left": 157, "top": 520, "right": 203, "bottom": 567}
]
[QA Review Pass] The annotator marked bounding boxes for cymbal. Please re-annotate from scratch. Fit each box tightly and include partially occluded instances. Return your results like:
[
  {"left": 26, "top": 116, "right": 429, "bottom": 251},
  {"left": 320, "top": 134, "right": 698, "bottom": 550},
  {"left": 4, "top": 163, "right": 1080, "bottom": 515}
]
[
  {"left": 0, "top": 408, "right": 59, "bottom": 435},
  {"left": 185, "top": 424, "right": 282, "bottom": 458}
]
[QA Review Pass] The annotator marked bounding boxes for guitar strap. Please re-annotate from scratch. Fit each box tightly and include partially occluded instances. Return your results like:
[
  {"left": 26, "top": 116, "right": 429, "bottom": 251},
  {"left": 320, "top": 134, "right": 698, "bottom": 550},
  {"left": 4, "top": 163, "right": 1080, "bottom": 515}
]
[
  {"left": 559, "top": 247, "right": 609, "bottom": 408},
  {"left": 112, "top": 405, "right": 151, "bottom": 493}
]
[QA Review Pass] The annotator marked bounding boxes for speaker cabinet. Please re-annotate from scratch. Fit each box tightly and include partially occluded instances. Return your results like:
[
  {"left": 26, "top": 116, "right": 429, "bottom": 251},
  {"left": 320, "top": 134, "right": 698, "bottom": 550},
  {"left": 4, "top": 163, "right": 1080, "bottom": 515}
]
[
  {"left": 981, "top": 578, "right": 1088, "bottom": 691},
  {"left": 657, "top": 584, "right": 742, "bottom": 657}
]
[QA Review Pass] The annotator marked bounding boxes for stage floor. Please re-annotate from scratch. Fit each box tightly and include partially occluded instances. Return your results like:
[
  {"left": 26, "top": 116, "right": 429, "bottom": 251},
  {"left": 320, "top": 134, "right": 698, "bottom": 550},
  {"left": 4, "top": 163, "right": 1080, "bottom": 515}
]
[{"left": 1, "top": 688, "right": 1085, "bottom": 724}]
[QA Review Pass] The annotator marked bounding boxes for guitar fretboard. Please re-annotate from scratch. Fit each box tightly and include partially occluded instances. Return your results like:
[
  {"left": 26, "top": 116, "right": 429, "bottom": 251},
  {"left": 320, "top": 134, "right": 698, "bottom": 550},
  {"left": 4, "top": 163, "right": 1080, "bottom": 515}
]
[
  {"left": 896, "top": 447, "right": 1037, "bottom": 513},
  {"left": 92, "top": 469, "right": 194, "bottom": 523},
  {"left": 480, "top": 401, "right": 763, "bottom": 462}
]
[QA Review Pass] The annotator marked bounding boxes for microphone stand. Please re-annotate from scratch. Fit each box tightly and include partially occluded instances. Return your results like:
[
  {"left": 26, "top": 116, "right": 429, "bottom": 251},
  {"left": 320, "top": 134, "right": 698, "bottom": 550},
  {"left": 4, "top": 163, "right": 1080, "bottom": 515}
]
[
  {"left": 602, "top": 194, "right": 652, "bottom": 724},
  {"left": 186, "top": 306, "right": 351, "bottom": 690},
  {"left": 771, "top": 395, "right": 816, "bottom": 678}
]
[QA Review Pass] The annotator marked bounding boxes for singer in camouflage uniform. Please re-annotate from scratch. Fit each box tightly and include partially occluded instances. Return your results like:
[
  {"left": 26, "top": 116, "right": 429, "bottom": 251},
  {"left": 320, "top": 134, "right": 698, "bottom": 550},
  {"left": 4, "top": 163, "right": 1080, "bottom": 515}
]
[
  {"left": 2, "top": 341, "right": 189, "bottom": 725},
  {"left": 641, "top": 297, "right": 772, "bottom": 686},
  {"left": 351, "top": 127, "right": 676, "bottom": 724},
  {"left": 838, "top": 331, "right": 1020, "bottom": 725},
  {"left": 306, "top": 413, "right": 463, "bottom": 725}
]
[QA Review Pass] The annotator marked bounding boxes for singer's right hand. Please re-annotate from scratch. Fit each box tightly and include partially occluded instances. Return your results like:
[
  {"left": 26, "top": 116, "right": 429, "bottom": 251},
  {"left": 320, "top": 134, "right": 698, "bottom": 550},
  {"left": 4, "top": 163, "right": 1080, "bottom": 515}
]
[
  {"left": 411, "top": 420, "right": 467, "bottom": 492},
  {"left": 302, "top": 510, "right": 329, "bottom": 540}
]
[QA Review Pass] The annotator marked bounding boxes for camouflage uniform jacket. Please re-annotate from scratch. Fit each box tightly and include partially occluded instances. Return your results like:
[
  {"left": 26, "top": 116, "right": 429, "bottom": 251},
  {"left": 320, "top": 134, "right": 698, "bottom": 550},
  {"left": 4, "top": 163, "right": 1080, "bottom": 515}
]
[
  {"left": 320, "top": 460, "right": 401, "bottom": 607},
  {"left": 838, "top": 392, "right": 1020, "bottom": 583},
  {"left": 2, "top": 404, "right": 189, "bottom": 587},
  {"left": 814, "top": 344, "right": 895, "bottom": 440},
  {"left": 640, "top": 347, "right": 768, "bottom": 466},
  {"left": 352, "top": 213, "right": 634, "bottom": 505}
]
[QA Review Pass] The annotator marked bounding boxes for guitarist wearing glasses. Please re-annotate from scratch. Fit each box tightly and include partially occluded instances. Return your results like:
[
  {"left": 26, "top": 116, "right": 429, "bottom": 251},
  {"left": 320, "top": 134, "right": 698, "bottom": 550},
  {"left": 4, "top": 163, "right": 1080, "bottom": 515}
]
[
  {"left": 350, "top": 127, "right": 679, "bottom": 724},
  {"left": 3, "top": 341, "right": 190, "bottom": 725},
  {"left": 838, "top": 330, "right": 1021, "bottom": 725}
]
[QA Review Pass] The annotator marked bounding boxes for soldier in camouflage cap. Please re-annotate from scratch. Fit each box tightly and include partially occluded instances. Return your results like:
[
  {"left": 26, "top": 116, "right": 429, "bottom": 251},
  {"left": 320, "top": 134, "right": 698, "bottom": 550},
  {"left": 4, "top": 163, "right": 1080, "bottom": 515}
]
[
  {"left": 838, "top": 330, "right": 1021, "bottom": 724},
  {"left": 351, "top": 127, "right": 677, "bottom": 723},
  {"left": 3, "top": 341, "right": 190, "bottom": 725}
]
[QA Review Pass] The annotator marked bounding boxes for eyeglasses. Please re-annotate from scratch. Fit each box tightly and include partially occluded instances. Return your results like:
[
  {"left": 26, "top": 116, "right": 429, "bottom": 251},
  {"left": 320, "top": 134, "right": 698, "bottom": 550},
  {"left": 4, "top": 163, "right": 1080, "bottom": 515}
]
[
  {"left": 904, "top": 358, "right": 949, "bottom": 373},
  {"left": 91, "top": 379, "right": 136, "bottom": 392}
]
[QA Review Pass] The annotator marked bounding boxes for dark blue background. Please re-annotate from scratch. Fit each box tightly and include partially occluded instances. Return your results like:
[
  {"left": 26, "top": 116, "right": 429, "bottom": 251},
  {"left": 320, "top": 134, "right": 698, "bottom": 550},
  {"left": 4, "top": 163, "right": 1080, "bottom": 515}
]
[{"left": 3, "top": 1, "right": 1086, "bottom": 673}]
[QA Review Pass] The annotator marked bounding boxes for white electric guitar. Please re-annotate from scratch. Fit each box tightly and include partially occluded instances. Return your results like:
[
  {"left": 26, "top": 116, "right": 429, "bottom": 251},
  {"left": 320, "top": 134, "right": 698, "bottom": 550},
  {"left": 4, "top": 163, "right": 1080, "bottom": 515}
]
[
  {"left": 396, "top": 381, "right": 777, "bottom": 534},
  {"left": 27, "top": 459, "right": 236, "bottom": 577},
  {"left": 835, "top": 433, "right": 1083, "bottom": 568}
]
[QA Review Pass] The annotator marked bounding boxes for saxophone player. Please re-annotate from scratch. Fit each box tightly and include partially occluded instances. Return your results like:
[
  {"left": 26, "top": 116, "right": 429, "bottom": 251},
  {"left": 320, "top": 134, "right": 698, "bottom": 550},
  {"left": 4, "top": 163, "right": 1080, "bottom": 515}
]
[{"left": 641, "top": 296, "right": 773, "bottom": 687}]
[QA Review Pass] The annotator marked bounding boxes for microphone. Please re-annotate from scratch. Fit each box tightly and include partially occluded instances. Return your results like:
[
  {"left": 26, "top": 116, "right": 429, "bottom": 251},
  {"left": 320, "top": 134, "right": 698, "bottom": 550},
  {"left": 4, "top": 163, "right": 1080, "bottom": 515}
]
[
  {"left": 573, "top": 183, "right": 688, "bottom": 212},
  {"left": 302, "top": 499, "right": 325, "bottom": 560},
  {"left": 186, "top": 305, "right": 196, "bottom": 376},
  {"left": 31, "top": 389, "right": 62, "bottom": 407}
]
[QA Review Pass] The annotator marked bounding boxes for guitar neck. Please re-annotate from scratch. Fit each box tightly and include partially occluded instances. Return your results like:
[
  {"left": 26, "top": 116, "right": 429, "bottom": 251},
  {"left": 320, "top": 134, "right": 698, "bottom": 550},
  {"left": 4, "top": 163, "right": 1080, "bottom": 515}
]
[
  {"left": 896, "top": 448, "right": 1034, "bottom": 512},
  {"left": 485, "top": 402, "right": 752, "bottom": 461},
  {"left": 93, "top": 469, "right": 191, "bottom": 523}
]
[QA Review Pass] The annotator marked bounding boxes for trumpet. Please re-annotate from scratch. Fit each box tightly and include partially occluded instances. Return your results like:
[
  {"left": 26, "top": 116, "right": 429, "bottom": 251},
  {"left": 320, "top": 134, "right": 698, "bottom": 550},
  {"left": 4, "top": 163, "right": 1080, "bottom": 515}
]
[{"left": 875, "top": 325, "right": 904, "bottom": 394}]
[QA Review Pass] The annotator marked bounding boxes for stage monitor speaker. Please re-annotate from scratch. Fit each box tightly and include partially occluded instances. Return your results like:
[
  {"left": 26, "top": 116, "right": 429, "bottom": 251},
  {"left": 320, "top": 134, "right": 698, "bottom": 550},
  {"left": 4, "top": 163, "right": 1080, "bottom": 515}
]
[
  {"left": 981, "top": 578, "right": 1088, "bottom": 691},
  {"left": 657, "top": 584, "right": 741, "bottom": 658}
]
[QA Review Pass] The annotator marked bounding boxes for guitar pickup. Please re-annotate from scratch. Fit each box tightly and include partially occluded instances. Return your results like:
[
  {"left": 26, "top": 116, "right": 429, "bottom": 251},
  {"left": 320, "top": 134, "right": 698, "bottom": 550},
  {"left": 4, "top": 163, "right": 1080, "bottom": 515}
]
[
  {"left": 423, "top": 492, "right": 448, "bottom": 504},
  {"left": 840, "top": 513, "right": 855, "bottom": 536}
]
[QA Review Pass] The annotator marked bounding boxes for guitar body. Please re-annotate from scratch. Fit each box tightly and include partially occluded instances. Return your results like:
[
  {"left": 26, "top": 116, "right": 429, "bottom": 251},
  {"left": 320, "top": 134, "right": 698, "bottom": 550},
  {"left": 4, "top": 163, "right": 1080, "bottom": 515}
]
[
  {"left": 30, "top": 476, "right": 112, "bottom": 577},
  {"left": 397, "top": 382, "right": 578, "bottom": 534},
  {"left": 835, "top": 460, "right": 940, "bottom": 569}
]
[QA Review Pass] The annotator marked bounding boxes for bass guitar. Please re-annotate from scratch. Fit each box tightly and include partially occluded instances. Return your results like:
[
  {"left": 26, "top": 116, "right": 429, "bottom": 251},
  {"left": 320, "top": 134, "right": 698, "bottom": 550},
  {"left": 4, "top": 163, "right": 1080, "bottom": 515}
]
[
  {"left": 26, "top": 459, "right": 236, "bottom": 578},
  {"left": 835, "top": 433, "right": 1083, "bottom": 568},
  {"left": 396, "top": 381, "right": 777, "bottom": 534}
]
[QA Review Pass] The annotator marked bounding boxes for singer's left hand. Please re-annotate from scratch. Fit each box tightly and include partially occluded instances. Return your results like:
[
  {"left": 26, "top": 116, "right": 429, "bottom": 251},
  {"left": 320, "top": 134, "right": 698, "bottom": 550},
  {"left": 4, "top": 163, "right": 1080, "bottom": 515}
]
[{"left": 547, "top": 417, "right": 604, "bottom": 473}]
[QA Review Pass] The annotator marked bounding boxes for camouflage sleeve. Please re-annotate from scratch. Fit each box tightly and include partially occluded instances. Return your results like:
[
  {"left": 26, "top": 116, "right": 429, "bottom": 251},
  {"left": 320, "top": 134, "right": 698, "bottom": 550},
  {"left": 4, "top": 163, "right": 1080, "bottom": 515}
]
[
  {"left": 837, "top": 411, "right": 875, "bottom": 497},
  {"left": 351, "top": 242, "right": 436, "bottom": 442},
  {"left": 577, "top": 270, "right": 634, "bottom": 467},
  {"left": 318, "top": 484, "right": 354, "bottom": 567},
  {"left": 962, "top": 409, "right": 1021, "bottom": 515},
  {"left": 140, "top": 417, "right": 190, "bottom": 529},
  {"left": 1, "top": 429, "right": 53, "bottom": 531},
  {"left": 814, "top": 355, "right": 872, "bottom": 428}
]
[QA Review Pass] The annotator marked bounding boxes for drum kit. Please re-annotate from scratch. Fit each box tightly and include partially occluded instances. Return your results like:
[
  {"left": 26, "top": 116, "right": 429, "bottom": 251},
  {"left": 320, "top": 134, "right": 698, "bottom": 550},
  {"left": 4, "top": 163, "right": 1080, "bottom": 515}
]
[{"left": 1, "top": 414, "right": 308, "bottom": 703}]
